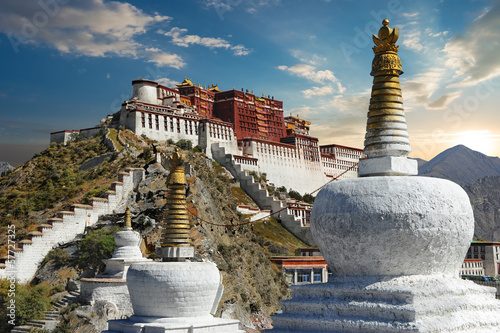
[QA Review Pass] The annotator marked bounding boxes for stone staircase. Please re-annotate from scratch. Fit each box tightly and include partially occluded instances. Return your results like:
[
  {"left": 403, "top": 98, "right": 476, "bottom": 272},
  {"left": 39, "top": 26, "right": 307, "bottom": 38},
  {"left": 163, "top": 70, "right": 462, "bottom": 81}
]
[
  {"left": 11, "top": 287, "right": 81, "bottom": 333},
  {"left": 212, "top": 143, "right": 315, "bottom": 246},
  {"left": 0, "top": 167, "right": 145, "bottom": 284}
]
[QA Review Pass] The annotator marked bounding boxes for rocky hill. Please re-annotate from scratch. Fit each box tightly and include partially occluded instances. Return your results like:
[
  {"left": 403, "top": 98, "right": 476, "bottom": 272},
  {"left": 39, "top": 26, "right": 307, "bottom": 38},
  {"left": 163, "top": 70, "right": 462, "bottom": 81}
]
[
  {"left": 0, "top": 130, "right": 307, "bottom": 332},
  {"left": 464, "top": 176, "right": 500, "bottom": 241},
  {"left": 0, "top": 161, "right": 13, "bottom": 176},
  {"left": 418, "top": 145, "right": 500, "bottom": 240}
]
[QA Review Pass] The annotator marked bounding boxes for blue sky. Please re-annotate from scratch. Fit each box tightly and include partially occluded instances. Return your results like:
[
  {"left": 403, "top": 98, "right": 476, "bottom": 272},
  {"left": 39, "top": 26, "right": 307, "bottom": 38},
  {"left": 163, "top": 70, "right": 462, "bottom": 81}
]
[{"left": 1, "top": 0, "right": 500, "bottom": 166}]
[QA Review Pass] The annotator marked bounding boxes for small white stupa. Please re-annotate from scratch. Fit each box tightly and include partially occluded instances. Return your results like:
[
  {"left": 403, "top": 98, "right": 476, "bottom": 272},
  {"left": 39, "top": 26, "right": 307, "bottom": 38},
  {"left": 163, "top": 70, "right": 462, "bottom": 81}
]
[
  {"left": 268, "top": 19, "right": 500, "bottom": 332},
  {"left": 80, "top": 206, "right": 150, "bottom": 315},
  {"left": 105, "top": 149, "right": 243, "bottom": 333}
]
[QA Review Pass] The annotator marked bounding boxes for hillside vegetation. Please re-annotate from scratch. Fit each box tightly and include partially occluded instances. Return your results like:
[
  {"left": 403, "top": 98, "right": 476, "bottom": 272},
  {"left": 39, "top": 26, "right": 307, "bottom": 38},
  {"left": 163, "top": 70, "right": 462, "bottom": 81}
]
[{"left": 0, "top": 130, "right": 307, "bottom": 331}]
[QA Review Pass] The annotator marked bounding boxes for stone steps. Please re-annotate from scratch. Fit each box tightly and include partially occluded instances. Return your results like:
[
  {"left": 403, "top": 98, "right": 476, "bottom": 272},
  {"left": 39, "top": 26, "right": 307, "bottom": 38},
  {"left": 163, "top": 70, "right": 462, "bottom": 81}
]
[
  {"left": 10, "top": 288, "right": 81, "bottom": 332},
  {"left": 269, "top": 278, "right": 500, "bottom": 332},
  {"left": 211, "top": 143, "right": 315, "bottom": 245}
]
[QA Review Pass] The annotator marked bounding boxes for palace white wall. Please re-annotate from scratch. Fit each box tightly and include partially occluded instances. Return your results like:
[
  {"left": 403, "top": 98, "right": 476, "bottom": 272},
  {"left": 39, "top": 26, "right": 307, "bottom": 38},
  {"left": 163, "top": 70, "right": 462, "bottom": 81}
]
[{"left": 242, "top": 140, "right": 327, "bottom": 194}]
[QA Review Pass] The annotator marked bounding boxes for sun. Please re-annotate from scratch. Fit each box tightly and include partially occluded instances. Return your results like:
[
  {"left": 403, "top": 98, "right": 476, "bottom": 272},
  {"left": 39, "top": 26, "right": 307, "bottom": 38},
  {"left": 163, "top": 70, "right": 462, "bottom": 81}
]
[{"left": 455, "top": 130, "right": 496, "bottom": 156}]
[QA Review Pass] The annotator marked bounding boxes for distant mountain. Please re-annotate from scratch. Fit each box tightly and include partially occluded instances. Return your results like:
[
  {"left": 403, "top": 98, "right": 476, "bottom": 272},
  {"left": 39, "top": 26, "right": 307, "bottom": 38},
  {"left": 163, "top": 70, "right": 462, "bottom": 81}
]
[
  {"left": 0, "top": 161, "right": 13, "bottom": 176},
  {"left": 418, "top": 145, "right": 500, "bottom": 186}
]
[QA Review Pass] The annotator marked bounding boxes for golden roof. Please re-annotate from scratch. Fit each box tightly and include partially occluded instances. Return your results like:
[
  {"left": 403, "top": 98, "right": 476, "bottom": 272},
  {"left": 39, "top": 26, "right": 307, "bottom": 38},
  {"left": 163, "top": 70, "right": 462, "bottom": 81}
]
[
  {"left": 177, "top": 77, "right": 195, "bottom": 87},
  {"left": 208, "top": 84, "right": 221, "bottom": 92}
]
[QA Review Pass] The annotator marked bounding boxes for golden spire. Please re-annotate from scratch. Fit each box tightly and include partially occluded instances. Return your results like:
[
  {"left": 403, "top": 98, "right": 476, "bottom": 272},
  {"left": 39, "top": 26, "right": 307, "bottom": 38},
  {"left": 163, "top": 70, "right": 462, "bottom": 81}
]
[
  {"left": 364, "top": 19, "right": 410, "bottom": 159},
  {"left": 161, "top": 148, "right": 191, "bottom": 248},
  {"left": 124, "top": 205, "right": 132, "bottom": 230}
]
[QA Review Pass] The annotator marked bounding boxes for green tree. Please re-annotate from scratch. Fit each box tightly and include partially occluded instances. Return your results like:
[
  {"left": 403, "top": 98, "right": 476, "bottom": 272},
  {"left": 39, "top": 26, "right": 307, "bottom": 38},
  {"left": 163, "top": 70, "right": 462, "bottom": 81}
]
[
  {"left": 175, "top": 139, "right": 192, "bottom": 150},
  {"left": 76, "top": 228, "right": 119, "bottom": 274},
  {"left": 288, "top": 189, "right": 302, "bottom": 201}
]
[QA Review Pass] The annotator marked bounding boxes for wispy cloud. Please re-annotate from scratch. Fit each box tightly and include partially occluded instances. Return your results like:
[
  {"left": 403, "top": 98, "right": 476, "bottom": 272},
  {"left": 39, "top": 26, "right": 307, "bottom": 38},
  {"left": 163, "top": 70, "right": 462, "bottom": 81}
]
[
  {"left": 302, "top": 86, "right": 334, "bottom": 98},
  {"left": 277, "top": 64, "right": 338, "bottom": 84},
  {"left": 156, "top": 77, "right": 179, "bottom": 86},
  {"left": 400, "top": 69, "right": 448, "bottom": 108},
  {"left": 204, "top": 0, "right": 280, "bottom": 15},
  {"left": 426, "top": 90, "right": 462, "bottom": 110},
  {"left": 0, "top": 0, "right": 184, "bottom": 68},
  {"left": 444, "top": 3, "right": 500, "bottom": 87},
  {"left": 160, "top": 27, "right": 251, "bottom": 56}
]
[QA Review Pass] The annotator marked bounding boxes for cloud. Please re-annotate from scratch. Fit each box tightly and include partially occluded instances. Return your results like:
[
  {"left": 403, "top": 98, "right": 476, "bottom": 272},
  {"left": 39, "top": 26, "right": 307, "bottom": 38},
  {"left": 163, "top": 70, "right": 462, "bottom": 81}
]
[
  {"left": 161, "top": 27, "right": 251, "bottom": 56},
  {"left": 400, "top": 69, "right": 445, "bottom": 107},
  {"left": 278, "top": 64, "right": 338, "bottom": 84},
  {"left": 402, "top": 30, "right": 424, "bottom": 52},
  {"left": 302, "top": 86, "right": 334, "bottom": 98},
  {"left": 290, "top": 50, "right": 326, "bottom": 66},
  {"left": 400, "top": 12, "right": 419, "bottom": 18},
  {"left": 328, "top": 95, "right": 369, "bottom": 117},
  {"left": 285, "top": 106, "right": 319, "bottom": 118},
  {"left": 444, "top": 3, "right": 500, "bottom": 87},
  {"left": 156, "top": 77, "right": 179, "bottom": 86},
  {"left": 426, "top": 90, "right": 462, "bottom": 110},
  {"left": 0, "top": 0, "right": 184, "bottom": 68},
  {"left": 203, "top": 0, "right": 280, "bottom": 15}
]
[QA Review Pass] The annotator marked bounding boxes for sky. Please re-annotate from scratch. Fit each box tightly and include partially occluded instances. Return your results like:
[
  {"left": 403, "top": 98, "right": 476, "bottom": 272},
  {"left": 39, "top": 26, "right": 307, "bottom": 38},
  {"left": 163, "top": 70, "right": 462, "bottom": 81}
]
[{"left": 1, "top": 0, "right": 500, "bottom": 166}]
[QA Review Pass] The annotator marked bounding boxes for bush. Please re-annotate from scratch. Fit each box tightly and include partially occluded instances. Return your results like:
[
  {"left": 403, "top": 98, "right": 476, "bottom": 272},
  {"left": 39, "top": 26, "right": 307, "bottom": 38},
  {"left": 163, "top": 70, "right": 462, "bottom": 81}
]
[
  {"left": 277, "top": 186, "right": 287, "bottom": 193},
  {"left": 76, "top": 227, "right": 119, "bottom": 274},
  {"left": 192, "top": 145, "right": 203, "bottom": 153},
  {"left": 42, "top": 248, "right": 70, "bottom": 268},
  {"left": 175, "top": 139, "right": 192, "bottom": 150},
  {"left": 0, "top": 280, "right": 52, "bottom": 329},
  {"left": 288, "top": 189, "right": 302, "bottom": 201}
]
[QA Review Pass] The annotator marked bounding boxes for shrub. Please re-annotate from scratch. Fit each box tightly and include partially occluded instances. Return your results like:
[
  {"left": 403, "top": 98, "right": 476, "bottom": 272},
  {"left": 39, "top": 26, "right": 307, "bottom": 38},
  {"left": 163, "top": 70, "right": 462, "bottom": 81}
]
[
  {"left": 288, "top": 189, "right": 302, "bottom": 201},
  {"left": 175, "top": 139, "right": 192, "bottom": 150},
  {"left": 0, "top": 280, "right": 52, "bottom": 329},
  {"left": 277, "top": 186, "right": 287, "bottom": 193},
  {"left": 76, "top": 227, "right": 119, "bottom": 274},
  {"left": 42, "top": 248, "right": 70, "bottom": 268},
  {"left": 192, "top": 145, "right": 203, "bottom": 153}
]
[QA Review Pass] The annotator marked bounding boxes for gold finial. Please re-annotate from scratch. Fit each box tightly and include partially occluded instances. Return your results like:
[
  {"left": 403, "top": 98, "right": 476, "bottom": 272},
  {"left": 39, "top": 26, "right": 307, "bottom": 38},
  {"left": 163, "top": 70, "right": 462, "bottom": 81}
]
[
  {"left": 161, "top": 149, "right": 190, "bottom": 248},
  {"left": 371, "top": 18, "right": 402, "bottom": 76},
  {"left": 124, "top": 205, "right": 132, "bottom": 229},
  {"left": 372, "top": 19, "right": 399, "bottom": 54}
]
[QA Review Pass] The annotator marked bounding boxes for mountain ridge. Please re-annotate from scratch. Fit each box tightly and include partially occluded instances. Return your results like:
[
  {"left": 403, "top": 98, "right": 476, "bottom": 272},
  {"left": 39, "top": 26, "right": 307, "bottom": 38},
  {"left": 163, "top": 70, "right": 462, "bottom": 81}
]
[{"left": 418, "top": 144, "right": 500, "bottom": 186}]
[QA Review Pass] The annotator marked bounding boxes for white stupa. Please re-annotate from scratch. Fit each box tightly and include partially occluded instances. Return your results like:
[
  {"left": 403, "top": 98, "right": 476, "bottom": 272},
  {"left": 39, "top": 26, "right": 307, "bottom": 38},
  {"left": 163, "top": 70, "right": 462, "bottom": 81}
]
[
  {"left": 268, "top": 19, "right": 500, "bottom": 332},
  {"left": 104, "top": 149, "right": 243, "bottom": 333},
  {"left": 80, "top": 206, "right": 150, "bottom": 315}
]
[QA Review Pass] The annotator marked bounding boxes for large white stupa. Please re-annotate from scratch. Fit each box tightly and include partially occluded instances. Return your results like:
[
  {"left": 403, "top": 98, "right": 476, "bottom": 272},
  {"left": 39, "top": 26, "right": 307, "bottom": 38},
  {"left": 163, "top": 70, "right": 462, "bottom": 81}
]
[
  {"left": 104, "top": 149, "right": 243, "bottom": 333},
  {"left": 268, "top": 19, "right": 500, "bottom": 332}
]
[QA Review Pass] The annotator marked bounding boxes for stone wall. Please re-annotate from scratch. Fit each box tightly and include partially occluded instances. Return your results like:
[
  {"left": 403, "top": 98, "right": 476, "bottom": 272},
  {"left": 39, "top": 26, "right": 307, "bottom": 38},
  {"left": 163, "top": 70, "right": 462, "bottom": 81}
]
[
  {"left": 0, "top": 168, "right": 145, "bottom": 284},
  {"left": 212, "top": 143, "right": 315, "bottom": 246}
]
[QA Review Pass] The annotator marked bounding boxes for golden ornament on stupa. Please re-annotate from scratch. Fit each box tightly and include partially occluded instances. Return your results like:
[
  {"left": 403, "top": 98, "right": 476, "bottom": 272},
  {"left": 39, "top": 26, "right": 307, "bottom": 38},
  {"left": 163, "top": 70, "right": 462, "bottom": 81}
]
[{"left": 161, "top": 148, "right": 191, "bottom": 248}]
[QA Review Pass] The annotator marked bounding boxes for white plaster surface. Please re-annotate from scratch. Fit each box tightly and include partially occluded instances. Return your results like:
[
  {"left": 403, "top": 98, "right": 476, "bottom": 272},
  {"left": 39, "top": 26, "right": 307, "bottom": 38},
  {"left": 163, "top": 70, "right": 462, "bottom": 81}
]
[
  {"left": 358, "top": 156, "right": 418, "bottom": 177},
  {"left": 269, "top": 275, "right": 500, "bottom": 332},
  {"left": 112, "top": 230, "right": 143, "bottom": 259},
  {"left": 310, "top": 176, "right": 474, "bottom": 276},
  {"left": 105, "top": 315, "right": 243, "bottom": 332},
  {"left": 126, "top": 262, "right": 222, "bottom": 318},
  {"left": 156, "top": 246, "right": 195, "bottom": 259}
]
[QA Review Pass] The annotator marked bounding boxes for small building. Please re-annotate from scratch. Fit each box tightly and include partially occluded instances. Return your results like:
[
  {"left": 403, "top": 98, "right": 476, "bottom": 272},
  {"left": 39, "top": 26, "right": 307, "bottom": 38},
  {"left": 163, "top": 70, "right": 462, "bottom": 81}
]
[
  {"left": 300, "top": 247, "right": 322, "bottom": 257},
  {"left": 286, "top": 200, "right": 313, "bottom": 227},
  {"left": 461, "top": 259, "right": 485, "bottom": 276},
  {"left": 465, "top": 241, "right": 500, "bottom": 277},
  {"left": 270, "top": 256, "right": 328, "bottom": 285}
]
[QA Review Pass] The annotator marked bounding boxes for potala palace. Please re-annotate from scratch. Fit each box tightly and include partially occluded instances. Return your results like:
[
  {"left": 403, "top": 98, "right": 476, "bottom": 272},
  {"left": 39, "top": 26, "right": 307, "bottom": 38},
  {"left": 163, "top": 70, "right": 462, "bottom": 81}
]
[{"left": 51, "top": 78, "right": 363, "bottom": 194}]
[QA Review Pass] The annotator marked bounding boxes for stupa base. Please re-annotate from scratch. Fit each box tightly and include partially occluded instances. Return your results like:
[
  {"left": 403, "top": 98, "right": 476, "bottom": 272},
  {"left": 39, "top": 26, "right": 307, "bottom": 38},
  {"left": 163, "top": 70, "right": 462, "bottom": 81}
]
[
  {"left": 268, "top": 275, "right": 500, "bottom": 332},
  {"left": 105, "top": 315, "right": 244, "bottom": 333}
]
